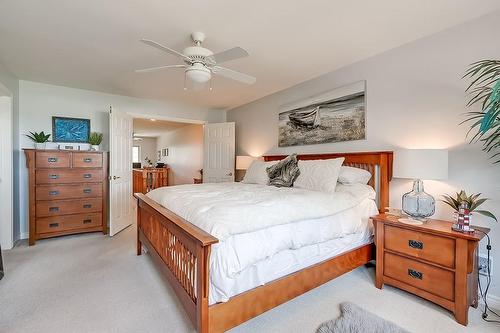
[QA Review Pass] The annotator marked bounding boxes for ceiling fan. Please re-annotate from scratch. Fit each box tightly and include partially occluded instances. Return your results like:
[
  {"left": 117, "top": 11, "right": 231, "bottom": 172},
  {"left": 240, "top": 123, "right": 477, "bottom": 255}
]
[{"left": 136, "top": 32, "right": 256, "bottom": 89}]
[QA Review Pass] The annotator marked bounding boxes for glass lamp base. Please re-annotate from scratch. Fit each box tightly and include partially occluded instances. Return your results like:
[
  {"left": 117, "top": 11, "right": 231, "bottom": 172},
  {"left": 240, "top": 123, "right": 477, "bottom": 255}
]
[{"left": 402, "top": 179, "right": 435, "bottom": 220}]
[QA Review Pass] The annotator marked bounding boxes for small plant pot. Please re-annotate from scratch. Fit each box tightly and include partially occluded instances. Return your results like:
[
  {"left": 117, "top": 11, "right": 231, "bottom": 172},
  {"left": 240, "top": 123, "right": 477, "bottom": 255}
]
[
  {"left": 34, "top": 142, "right": 46, "bottom": 150},
  {"left": 91, "top": 145, "right": 100, "bottom": 151}
]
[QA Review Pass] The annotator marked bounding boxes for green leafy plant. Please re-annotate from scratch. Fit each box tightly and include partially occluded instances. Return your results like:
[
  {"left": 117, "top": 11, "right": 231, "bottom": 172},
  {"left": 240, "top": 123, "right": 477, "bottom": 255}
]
[
  {"left": 462, "top": 60, "right": 500, "bottom": 163},
  {"left": 25, "top": 131, "right": 51, "bottom": 143},
  {"left": 88, "top": 132, "right": 103, "bottom": 145},
  {"left": 441, "top": 190, "right": 497, "bottom": 222}
]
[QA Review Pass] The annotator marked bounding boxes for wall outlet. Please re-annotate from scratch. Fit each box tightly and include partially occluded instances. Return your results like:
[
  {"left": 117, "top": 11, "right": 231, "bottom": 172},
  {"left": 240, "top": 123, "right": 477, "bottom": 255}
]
[{"left": 478, "top": 254, "right": 492, "bottom": 276}]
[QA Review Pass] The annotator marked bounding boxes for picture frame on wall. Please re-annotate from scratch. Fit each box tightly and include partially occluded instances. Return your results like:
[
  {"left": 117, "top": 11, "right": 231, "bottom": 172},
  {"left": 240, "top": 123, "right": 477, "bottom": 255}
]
[
  {"left": 162, "top": 148, "right": 169, "bottom": 157},
  {"left": 278, "top": 80, "right": 366, "bottom": 147},
  {"left": 52, "top": 116, "right": 91, "bottom": 143}
]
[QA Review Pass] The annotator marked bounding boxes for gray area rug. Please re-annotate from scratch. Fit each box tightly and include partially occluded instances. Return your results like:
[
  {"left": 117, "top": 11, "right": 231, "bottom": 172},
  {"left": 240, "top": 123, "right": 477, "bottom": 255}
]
[{"left": 317, "top": 302, "right": 411, "bottom": 333}]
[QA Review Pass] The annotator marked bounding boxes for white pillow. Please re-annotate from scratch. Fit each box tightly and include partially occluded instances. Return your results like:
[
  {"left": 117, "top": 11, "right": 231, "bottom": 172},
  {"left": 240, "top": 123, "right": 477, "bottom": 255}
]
[
  {"left": 336, "top": 183, "right": 376, "bottom": 201},
  {"left": 338, "top": 166, "right": 372, "bottom": 185},
  {"left": 242, "top": 160, "right": 276, "bottom": 185},
  {"left": 294, "top": 157, "right": 344, "bottom": 193}
]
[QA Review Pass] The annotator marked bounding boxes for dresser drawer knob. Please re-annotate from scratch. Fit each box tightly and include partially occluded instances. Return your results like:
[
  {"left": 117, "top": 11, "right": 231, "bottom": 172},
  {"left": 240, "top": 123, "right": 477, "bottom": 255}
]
[
  {"left": 49, "top": 207, "right": 59, "bottom": 212},
  {"left": 83, "top": 188, "right": 92, "bottom": 194},
  {"left": 49, "top": 174, "right": 60, "bottom": 180},
  {"left": 84, "top": 158, "right": 92, "bottom": 163},
  {"left": 83, "top": 174, "right": 92, "bottom": 179},
  {"left": 83, "top": 219, "right": 92, "bottom": 224},
  {"left": 48, "top": 157, "right": 58, "bottom": 163},
  {"left": 408, "top": 268, "right": 423, "bottom": 280},
  {"left": 49, "top": 190, "right": 59, "bottom": 196},
  {"left": 83, "top": 204, "right": 92, "bottom": 209},
  {"left": 408, "top": 240, "right": 423, "bottom": 250},
  {"left": 49, "top": 222, "right": 59, "bottom": 228}
]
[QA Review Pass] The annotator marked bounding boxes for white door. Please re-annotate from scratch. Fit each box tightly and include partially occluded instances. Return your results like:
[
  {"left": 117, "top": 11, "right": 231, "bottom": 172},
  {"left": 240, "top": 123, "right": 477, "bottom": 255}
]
[
  {"left": 109, "top": 107, "right": 134, "bottom": 236},
  {"left": 203, "top": 122, "right": 235, "bottom": 183},
  {"left": 0, "top": 95, "right": 13, "bottom": 249}
]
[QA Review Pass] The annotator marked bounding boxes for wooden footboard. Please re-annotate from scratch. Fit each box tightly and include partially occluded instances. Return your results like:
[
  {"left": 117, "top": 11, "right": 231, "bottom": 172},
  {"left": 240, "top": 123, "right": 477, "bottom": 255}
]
[{"left": 135, "top": 193, "right": 218, "bottom": 333}]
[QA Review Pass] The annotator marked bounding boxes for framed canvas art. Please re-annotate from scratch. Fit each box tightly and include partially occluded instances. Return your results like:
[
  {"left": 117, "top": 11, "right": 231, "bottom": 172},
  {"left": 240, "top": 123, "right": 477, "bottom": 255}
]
[
  {"left": 278, "top": 81, "right": 366, "bottom": 147},
  {"left": 52, "top": 117, "right": 91, "bottom": 143}
]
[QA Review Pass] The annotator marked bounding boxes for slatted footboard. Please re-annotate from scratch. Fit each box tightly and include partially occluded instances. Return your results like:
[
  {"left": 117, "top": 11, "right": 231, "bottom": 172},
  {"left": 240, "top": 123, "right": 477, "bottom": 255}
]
[{"left": 135, "top": 193, "right": 218, "bottom": 333}]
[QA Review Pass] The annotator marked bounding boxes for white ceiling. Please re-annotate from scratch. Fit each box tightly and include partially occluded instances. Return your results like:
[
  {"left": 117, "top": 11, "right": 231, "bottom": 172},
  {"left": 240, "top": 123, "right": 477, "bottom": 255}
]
[
  {"left": 1, "top": 1, "right": 499, "bottom": 110},
  {"left": 133, "top": 118, "right": 195, "bottom": 137}
]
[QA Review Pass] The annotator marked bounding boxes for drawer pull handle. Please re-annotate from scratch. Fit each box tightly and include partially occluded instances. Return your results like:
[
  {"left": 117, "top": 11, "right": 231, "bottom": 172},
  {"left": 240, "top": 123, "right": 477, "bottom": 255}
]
[
  {"left": 49, "top": 174, "right": 59, "bottom": 179},
  {"left": 83, "top": 174, "right": 92, "bottom": 179},
  {"left": 83, "top": 219, "right": 92, "bottom": 224},
  {"left": 48, "top": 157, "right": 58, "bottom": 163},
  {"left": 408, "top": 240, "right": 423, "bottom": 250},
  {"left": 49, "top": 190, "right": 59, "bottom": 196},
  {"left": 408, "top": 269, "right": 423, "bottom": 280},
  {"left": 49, "top": 222, "right": 59, "bottom": 228},
  {"left": 84, "top": 158, "right": 92, "bottom": 163},
  {"left": 83, "top": 189, "right": 92, "bottom": 194},
  {"left": 49, "top": 207, "right": 59, "bottom": 212},
  {"left": 83, "top": 204, "right": 92, "bottom": 209}
]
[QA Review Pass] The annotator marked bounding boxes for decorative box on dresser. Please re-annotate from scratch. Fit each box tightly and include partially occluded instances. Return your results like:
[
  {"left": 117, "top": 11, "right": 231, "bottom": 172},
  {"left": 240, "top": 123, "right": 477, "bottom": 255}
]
[
  {"left": 24, "top": 149, "right": 109, "bottom": 245},
  {"left": 371, "top": 214, "right": 489, "bottom": 326}
]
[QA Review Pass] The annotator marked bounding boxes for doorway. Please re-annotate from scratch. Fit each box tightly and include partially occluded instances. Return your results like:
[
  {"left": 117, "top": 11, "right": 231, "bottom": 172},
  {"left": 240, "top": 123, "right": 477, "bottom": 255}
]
[{"left": 0, "top": 83, "right": 13, "bottom": 249}]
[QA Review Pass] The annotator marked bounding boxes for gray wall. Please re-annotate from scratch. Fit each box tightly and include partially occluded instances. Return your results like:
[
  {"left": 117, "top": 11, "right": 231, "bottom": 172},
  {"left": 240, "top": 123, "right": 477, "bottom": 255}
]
[{"left": 228, "top": 12, "right": 500, "bottom": 297}]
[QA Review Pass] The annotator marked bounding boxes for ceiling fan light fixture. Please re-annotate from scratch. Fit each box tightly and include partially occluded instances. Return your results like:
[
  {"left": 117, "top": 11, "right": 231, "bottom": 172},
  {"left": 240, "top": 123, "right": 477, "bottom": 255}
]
[{"left": 185, "top": 63, "right": 211, "bottom": 83}]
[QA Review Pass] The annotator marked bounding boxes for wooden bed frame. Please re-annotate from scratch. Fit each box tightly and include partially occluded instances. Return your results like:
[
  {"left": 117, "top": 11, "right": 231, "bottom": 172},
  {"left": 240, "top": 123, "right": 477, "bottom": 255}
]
[{"left": 135, "top": 151, "right": 393, "bottom": 332}]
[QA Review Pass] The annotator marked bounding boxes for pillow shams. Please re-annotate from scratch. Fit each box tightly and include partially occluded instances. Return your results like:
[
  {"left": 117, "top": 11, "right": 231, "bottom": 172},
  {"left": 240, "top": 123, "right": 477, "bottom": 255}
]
[
  {"left": 294, "top": 157, "right": 344, "bottom": 193},
  {"left": 242, "top": 160, "right": 276, "bottom": 184},
  {"left": 338, "top": 166, "right": 372, "bottom": 185}
]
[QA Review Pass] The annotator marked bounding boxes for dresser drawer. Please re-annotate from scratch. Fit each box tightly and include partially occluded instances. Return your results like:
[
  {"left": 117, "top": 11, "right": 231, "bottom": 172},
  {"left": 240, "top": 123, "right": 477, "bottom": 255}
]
[
  {"left": 73, "top": 153, "right": 103, "bottom": 168},
  {"left": 36, "top": 213, "right": 102, "bottom": 234},
  {"left": 35, "top": 151, "right": 71, "bottom": 168},
  {"left": 36, "top": 184, "right": 102, "bottom": 200},
  {"left": 36, "top": 169, "right": 103, "bottom": 184},
  {"left": 384, "top": 252, "right": 455, "bottom": 301},
  {"left": 36, "top": 198, "right": 102, "bottom": 217},
  {"left": 384, "top": 225, "right": 455, "bottom": 268}
]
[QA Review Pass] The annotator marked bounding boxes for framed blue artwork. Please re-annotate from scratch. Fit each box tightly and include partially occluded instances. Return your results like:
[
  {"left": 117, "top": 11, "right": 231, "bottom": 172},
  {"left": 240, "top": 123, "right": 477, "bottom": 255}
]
[{"left": 52, "top": 116, "right": 91, "bottom": 143}]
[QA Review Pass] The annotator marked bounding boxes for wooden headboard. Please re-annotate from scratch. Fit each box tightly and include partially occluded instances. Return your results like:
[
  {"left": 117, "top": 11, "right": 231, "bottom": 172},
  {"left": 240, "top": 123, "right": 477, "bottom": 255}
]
[{"left": 263, "top": 151, "right": 393, "bottom": 212}]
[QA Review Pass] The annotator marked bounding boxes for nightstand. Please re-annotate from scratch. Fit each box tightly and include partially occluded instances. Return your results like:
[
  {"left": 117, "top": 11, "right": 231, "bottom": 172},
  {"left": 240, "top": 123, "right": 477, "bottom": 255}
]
[{"left": 371, "top": 214, "right": 489, "bottom": 326}]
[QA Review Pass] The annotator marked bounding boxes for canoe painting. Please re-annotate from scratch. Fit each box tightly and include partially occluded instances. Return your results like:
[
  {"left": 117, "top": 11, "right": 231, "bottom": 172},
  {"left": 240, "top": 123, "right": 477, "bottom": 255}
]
[{"left": 278, "top": 89, "right": 365, "bottom": 147}]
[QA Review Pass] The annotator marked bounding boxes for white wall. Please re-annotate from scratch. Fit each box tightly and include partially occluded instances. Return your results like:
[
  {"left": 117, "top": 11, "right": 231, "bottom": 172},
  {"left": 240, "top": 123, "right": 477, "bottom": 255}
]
[
  {"left": 133, "top": 137, "right": 158, "bottom": 166},
  {"left": 18, "top": 80, "right": 225, "bottom": 239},
  {"left": 0, "top": 62, "right": 19, "bottom": 247},
  {"left": 227, "top": 12, "right": 500, "bottom": 297},
  {"left": 157, "top": 124, "right": 203, "bottom": 185}
]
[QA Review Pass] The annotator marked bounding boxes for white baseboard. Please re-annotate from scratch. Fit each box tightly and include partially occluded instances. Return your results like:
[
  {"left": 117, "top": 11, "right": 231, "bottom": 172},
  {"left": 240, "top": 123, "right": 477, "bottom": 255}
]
[{"left": 479, "top": 292, "right": 500, "bottom": 312}]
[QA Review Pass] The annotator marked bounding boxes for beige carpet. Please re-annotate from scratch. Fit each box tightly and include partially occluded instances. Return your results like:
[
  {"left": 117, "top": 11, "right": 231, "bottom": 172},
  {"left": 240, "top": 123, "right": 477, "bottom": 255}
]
[{"left": 1, "top": 224, "right": 498, "bottom": 333}]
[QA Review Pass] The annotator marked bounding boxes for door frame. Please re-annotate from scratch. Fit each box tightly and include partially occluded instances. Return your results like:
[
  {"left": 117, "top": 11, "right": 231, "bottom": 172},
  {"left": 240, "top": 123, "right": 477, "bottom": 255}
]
[{"left": 0, "top": 82, "right": 13, "bottom": 249}]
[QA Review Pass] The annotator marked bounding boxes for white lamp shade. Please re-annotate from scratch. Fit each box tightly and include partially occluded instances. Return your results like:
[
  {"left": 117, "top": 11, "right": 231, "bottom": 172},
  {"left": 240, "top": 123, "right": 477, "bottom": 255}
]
[
  {"left": 394, "top": 149, "right": 448, "bottom": 180},
  {"left": 236, "top": 156, "right": 257, "bottom": 170}
]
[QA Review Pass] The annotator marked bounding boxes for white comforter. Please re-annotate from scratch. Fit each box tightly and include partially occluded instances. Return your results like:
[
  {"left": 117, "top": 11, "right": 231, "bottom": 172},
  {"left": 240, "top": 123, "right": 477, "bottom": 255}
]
[{"left": 146, "top": 182, "right": 365, "bottom": 241}]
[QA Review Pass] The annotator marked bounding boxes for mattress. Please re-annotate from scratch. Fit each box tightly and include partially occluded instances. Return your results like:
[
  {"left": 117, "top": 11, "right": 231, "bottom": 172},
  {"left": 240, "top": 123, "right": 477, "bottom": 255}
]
[{"left": 209, "top": 197, "right": 378, "bottom": 304}]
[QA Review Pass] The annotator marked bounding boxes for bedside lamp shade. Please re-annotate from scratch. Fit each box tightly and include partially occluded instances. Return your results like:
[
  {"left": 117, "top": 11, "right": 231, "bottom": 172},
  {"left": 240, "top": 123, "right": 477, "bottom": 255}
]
[
  {"left": 236, "top": 156, "right": 256, "bottom": 170},
  {"left": 394, "top": 149, "right": 448, "bottom": 180}
]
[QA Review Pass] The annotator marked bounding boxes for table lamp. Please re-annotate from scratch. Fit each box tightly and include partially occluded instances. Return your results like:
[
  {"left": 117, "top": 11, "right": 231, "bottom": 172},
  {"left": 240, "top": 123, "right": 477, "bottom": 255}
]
[
  {"left": 236, "top": 156, "right": 257, "bottom": 170},
  {"left": 394, "top": 149, "right": 448, "bottom": 224}
]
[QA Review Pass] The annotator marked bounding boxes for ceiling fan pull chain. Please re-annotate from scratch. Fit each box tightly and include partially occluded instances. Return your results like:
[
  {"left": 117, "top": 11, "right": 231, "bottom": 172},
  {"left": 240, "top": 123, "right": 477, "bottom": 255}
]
[
  {"left": 183, "top": 71, "right": 187, "bottom": 91},
  {"left": 209, "top": 78, "right": 213, "bottom": 91}
]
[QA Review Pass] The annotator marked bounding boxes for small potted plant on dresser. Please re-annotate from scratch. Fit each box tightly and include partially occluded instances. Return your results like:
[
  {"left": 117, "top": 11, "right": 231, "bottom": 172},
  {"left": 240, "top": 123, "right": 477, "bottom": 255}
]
[
  {"left": 442, "top": 190, "right": 497, "bottom": 232},
  {"left": 88, "top": 132, "right": 103, "bottom": 151},
  {"left": 25, "top": 131, "right": 51, "bottom": 149}
]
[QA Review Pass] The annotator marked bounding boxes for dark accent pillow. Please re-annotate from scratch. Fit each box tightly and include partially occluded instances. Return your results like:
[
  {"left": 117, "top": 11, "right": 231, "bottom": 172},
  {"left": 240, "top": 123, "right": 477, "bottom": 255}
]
[{"left": 266, "top": 153, "right": 301, "bottom": 187}]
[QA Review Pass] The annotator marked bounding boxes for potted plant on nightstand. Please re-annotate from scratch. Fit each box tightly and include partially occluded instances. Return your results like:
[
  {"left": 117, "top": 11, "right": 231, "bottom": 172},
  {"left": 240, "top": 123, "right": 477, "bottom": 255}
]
[
  {"left": 442, "top": 190, "right": 497, "bottom": 232},
  {"left": 88, "top": 132, "right": 103, "bottom": 151},
  {"left": 25, "top": 131, "right": 51, "bottom": 149}
]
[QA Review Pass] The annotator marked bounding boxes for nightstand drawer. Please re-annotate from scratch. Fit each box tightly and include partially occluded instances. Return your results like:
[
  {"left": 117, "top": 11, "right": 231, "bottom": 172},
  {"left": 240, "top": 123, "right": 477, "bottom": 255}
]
[
  {"left": 384, "top": 252, "right": 455, "bottom": 301},
  {"left": 384, "top": 225, "right": 455, "bottom": 268}
]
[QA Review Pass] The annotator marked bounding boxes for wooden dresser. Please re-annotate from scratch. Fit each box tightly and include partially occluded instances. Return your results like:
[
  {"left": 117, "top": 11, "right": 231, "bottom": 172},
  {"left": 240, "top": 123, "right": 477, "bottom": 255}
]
[
  {"left": 372, "top": 214, "right": 489, "bottom": 326},
  {"left": 24, "top": 149, "right": 108, "bottom": 245}
]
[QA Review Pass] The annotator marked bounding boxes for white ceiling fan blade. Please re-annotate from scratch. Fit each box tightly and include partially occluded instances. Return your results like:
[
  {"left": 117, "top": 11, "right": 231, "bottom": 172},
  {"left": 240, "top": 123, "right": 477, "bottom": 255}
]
[
  {"left": 135, "top": 64, "right": 186, "bottom": 73},
  {"left": 210, "top": 47, "right": 249, "bottom": 64},
  {"left": 140, "top": 39, "right": 191, "bottom": 61},
  {"left": 212, "top": 66, "right": 256, "bottom": 85}
]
